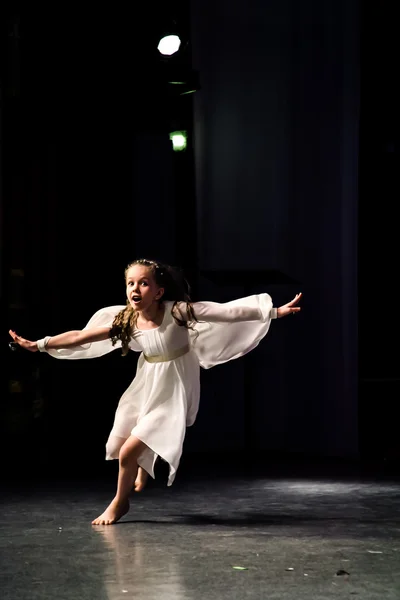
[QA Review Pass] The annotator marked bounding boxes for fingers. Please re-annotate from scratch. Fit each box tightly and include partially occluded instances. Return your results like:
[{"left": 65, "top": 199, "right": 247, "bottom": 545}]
[
  {"left": 289, "top": 293, "right": 302, "bottom": 307},
  {"left": 9, "top": 330, "right": 18, "bottom": 342},
  {"left": 281, "top": 293, "right": 302, "bottom": 317},
  {"left": 9, "top": 330, "right": 24, "bottom": 345}
]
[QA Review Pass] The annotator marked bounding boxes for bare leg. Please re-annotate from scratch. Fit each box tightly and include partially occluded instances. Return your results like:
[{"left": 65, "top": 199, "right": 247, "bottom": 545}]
[
  {"left": 92, "top": 435, "right": 147, "bottom": 525},
  {"left": 134, "top": 466, "right": 149, "bottom": 492}
]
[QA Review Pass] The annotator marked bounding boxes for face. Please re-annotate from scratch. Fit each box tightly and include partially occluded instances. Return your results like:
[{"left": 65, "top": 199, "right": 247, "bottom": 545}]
[{"left": 125, "top": 264, "right": 164, "bottom": 311}]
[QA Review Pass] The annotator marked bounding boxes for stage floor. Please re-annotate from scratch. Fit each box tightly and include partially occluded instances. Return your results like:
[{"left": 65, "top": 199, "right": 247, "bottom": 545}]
[{"left": 1, "top": 461, "right": 400, "bottom": 599}]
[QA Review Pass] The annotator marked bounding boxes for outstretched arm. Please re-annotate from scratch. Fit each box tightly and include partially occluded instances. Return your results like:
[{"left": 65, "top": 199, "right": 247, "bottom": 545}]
[
  {"left": 9, "top": 326, "right": 112, "bottom": 353},
  {"left": 175, "top": 293, "right": 302, "bottom": 323}
]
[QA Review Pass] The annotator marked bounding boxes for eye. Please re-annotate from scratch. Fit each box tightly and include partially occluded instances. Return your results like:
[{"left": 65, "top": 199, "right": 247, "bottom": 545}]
[
  {"left": 141, "top": 281, "right": 148, "bottom": 287},
  {"left": 127, "top": 281, "right": 134, "bottom": 286}
]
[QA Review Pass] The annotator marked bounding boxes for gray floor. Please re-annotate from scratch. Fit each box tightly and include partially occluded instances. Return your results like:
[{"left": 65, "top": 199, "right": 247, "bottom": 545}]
[{"left": 1, "top": 467, "right": 400, "bottom": 600}]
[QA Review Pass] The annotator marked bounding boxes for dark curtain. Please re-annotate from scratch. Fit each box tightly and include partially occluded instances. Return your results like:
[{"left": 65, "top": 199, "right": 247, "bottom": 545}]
[{"left": 189, "top": 0, "right": 359, "bottom": 457}]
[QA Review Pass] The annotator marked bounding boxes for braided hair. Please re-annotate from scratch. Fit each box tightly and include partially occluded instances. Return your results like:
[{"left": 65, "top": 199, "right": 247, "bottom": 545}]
[{"left": 109, "top": 258, "right": 198, "bottom": 356}]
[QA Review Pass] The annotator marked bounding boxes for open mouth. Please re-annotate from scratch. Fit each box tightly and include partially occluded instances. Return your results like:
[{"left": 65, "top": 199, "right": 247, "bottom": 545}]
[{"left": 132, "top": 296, "right": 142, "bottom": 304}]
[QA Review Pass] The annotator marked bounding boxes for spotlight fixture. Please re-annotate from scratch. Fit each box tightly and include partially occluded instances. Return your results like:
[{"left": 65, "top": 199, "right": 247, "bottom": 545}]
[
  {"left": 157, "top": 34, "right": 181, "bottom": 56},
  {"left": 169, "top": 130, "right": 188, "bottom": 152}
]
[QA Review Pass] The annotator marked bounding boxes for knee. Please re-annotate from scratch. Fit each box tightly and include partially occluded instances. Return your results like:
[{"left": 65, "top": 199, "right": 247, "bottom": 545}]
[
  {"left": 119, "top": 437, "right": 142, "bottom": 466},
  {"left": 119, "top": 446, "right": 133, "bottom": 467}
]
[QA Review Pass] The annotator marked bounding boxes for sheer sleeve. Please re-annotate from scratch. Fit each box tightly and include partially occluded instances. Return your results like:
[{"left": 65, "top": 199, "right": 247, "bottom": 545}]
[
  {"left": 176, "top": 293, "right": 276, "bottom": 323},
  {"left": 179, "top": 294, "right": 276, "bottom": 369},
  {"left": 43, "top": 305, "right": 142, "bottom": 360}
]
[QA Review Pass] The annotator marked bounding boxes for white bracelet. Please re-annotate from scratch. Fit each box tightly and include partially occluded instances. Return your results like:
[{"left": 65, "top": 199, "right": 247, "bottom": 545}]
[
  {"left": 271, "top": 307, "right": 278, "bottom": 320},
  {"left": 37, "top": 336, "right": 51, "bottom": 352}
]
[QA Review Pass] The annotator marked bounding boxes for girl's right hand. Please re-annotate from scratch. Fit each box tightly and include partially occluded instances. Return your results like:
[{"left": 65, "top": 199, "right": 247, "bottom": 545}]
[{"left": 9, "top": 330, "right": 39, "bottom": 352}]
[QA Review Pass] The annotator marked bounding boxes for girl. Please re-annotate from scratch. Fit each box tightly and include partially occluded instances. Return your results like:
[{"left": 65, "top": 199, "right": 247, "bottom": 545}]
[{"left": 9, "top": 258, "right": 302, "bottom": 525}]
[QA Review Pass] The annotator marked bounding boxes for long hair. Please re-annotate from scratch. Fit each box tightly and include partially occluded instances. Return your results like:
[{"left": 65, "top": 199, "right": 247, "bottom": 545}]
[{"left": 109, "top": 258, "right": 198, "bottom": 355}]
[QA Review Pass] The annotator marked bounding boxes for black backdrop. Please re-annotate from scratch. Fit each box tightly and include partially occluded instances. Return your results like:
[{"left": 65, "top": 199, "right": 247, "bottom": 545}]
[{"left": 1, "top": 0, "right": 398, "bottom": 479}]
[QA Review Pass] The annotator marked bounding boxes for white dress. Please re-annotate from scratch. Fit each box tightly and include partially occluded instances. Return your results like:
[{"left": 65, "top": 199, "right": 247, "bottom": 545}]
[{"left": 43, "top": 293, "right": 275, "bottom": 485}]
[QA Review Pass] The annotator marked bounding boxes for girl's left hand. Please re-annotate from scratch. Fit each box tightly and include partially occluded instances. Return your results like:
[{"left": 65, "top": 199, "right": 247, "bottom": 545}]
[
  {"left": 277, "top": 293, "right": 302, "bottom": 318},
  {"left": 9, "top": 330, "right": 38, "bottom": 352}
]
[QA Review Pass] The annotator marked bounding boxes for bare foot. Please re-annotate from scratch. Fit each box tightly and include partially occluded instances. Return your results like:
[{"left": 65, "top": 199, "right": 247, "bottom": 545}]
[
  {"left": 92, "top": 498, "right": 129, "bottom": 525},
  {"left": 134, "top": 467, "right": 149, "bottom": 492}
]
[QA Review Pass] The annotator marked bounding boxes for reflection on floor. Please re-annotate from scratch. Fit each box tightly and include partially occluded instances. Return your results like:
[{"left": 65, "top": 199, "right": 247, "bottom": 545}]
[{"left": 1, "top": 460, "right": 400, "bottom": 600}]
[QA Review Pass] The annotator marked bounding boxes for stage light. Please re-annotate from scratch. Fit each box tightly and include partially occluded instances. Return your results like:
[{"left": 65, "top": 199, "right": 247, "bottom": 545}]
[
  {"left": 169, "top": 130, "right": 187, "bottom": 151},
  {"left": 158, "top": 34, "right": 181, "bottom": 56}
]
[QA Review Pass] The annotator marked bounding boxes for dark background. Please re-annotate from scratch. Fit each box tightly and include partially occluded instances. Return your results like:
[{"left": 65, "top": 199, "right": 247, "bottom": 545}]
[{"left": 0, "top": 0, "right": 398, "bottom": 482}]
